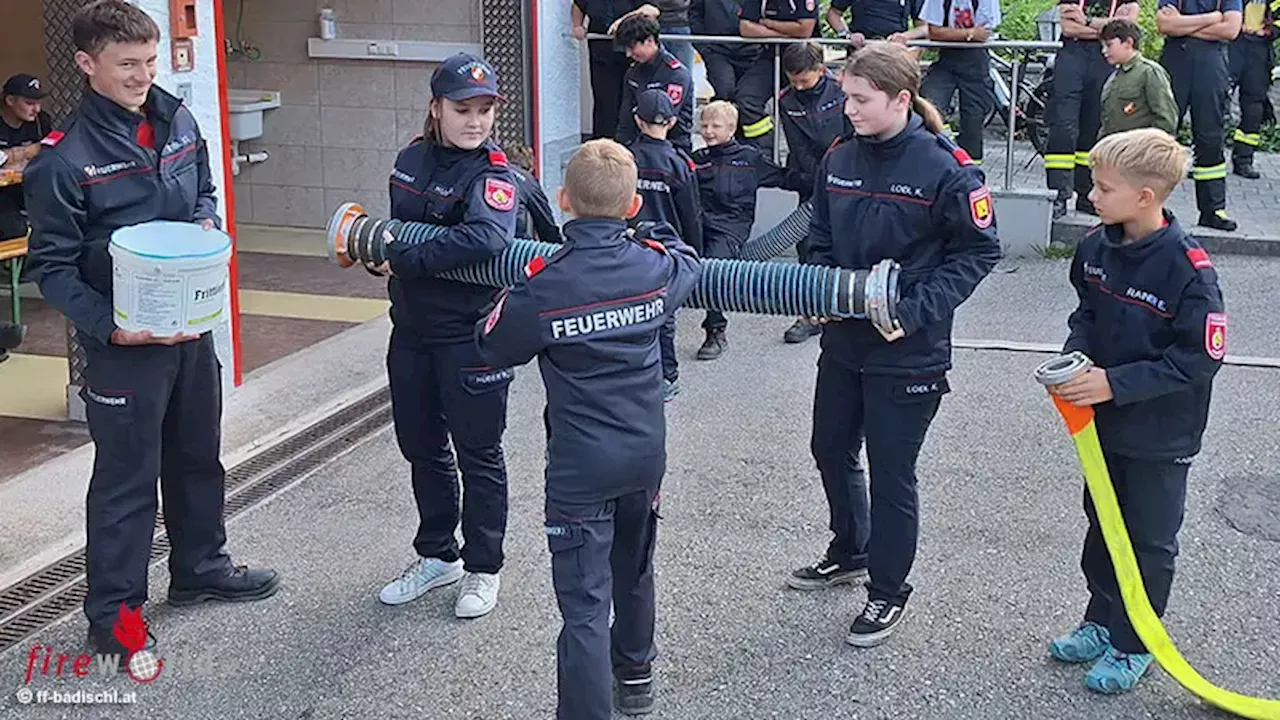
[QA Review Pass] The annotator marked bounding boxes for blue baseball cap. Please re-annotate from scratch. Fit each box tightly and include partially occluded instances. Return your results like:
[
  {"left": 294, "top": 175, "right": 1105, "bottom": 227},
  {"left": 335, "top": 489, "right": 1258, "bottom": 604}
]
[
  {"left": 430, "top": 53, "right": 506, "bottom": 102},
  {"left": 635, "top": 88, "right": 676, "bottom": 124}
]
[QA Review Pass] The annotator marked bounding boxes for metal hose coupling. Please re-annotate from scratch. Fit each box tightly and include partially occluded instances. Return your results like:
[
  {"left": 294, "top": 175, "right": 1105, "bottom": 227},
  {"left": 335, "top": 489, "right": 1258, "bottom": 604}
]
[
  {"left": 1033, "top": 351, "right": 1093, "bottom": 387},
  {"left": 326, "top": 202, "right": 901, "bottom": 327}
]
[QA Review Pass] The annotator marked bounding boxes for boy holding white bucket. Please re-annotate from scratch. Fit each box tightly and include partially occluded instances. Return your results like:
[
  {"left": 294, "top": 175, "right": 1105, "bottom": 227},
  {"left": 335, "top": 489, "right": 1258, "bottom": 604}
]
[{"left": 23, "top": 0, "right": 280, "bottom": 659}]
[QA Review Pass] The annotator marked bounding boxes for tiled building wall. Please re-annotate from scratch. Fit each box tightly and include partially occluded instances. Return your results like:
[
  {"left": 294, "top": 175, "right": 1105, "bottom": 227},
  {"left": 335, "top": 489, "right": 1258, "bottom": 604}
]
[{"left": 224, "top": 0, "right": 481, "bottom": 229}]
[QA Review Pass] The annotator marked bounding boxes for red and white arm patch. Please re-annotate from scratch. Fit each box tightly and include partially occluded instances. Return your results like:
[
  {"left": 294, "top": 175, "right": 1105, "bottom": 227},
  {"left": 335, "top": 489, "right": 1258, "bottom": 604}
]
[
  {"left": 482, "top": 290, "right": 509, "bottom": 335},
  {"left": 40, "top": 131, "right": 64, "bottom": 147},
  {"left": 487, "top": 148, "right": 509, "bottom": 167},
  {"left": 484, "top": 177, "right": 516, "bottom": 212},
  {"left": 951, "top": 147, "right": 974, "bottom": 166},
  {"left": 524, "top": 255, "right": 547, "bottom": 278},
  {"left": 643, "top": 239, "right": 667, "bottom": 254},
  {"left": 968, "top": 186, "right": 993, "bottom": 229},
  {"left": 1186, "top": 247, "right": 1213, "bottom": 270},
  {"left": 1204, "top": 312, "right": 1227, "bottom": 360}
]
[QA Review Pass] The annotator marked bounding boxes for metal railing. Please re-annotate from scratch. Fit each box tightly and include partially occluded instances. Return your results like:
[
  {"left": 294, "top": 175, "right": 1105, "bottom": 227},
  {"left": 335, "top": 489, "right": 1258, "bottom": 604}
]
[{"left": 583, "top": 32, "right": 1063, "bottom": 188}]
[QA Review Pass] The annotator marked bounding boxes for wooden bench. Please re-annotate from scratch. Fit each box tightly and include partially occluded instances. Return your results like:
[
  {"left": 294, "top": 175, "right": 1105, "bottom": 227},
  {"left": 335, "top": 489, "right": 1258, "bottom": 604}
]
[{"left": 0, "top": 234, "right": 28, "bottom": 326}]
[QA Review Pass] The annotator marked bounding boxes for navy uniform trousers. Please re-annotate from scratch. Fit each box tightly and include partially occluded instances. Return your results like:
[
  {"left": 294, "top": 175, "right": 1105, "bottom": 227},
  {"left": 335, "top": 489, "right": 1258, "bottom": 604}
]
[
  {"left": 1228, "top": 38, "right": 1275, "bottom": 167},
  {"left": 922, "top": 47, "right": 995, "bottom": 163},
  {"left": 1162, "top": 38, "right": 1231, "bottom": 215},
  {"left": 1081, "top": 453, "right": 1190, "bottom": 654},
  {"left": 81, "top": 332, "right": 232, "bottom": 628},
  {"left": 387, "top": 326, "right": 510, "bottom": 573},
  {"left": 546, "top": 487, "right": 661, "bottom": 720},
  {"left": 810, "top": 353, "right": 946, "bottom": 601},
  {"left": 1045, "top": 39, "right": 1113, "bottom": 200}
]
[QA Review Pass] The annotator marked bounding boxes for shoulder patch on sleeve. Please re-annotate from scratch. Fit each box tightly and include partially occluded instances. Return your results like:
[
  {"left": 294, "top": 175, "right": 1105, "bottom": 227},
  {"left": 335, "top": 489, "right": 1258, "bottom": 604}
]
[
  {"left": 1205, "top": 312, "right": 1227, "bottom": 360},
  {"left": 643, "top": 239, "right": 668, "bottom": 254},
  {"left": 668, "top": 57, "right": 681, "bottom": 69},
  {"left": 487, "top": 148, "right": 509, "bottom": 167},
  {"left": 968, "top": 186, "right": 994, "bottom": 229},
  {"left": 484, "top": 177, "right": 516, "bottom": 211},
  {"left": 936, "top": 134, "right": 974, "bottom": 166},
  {"left": 40, "top": 130, "right": 64, "bottom": 147},
  {"left": 1185, "top": 246, "right": 1213, "bottom": 270},
  {"left": 524, "top": 255, "right": 547, "bottom": 278}
]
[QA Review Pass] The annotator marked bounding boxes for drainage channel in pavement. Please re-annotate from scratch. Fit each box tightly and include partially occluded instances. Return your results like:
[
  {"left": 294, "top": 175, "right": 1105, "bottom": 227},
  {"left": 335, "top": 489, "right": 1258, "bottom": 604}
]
[{"left": 0, "top": 386, "right": 393, "bottom": 655}]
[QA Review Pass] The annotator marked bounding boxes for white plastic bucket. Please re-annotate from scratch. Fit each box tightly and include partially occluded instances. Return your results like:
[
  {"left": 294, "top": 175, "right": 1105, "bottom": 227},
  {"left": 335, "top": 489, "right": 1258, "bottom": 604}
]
[{"left": 109, "top": 221, "right": 233, "bottom": 336}]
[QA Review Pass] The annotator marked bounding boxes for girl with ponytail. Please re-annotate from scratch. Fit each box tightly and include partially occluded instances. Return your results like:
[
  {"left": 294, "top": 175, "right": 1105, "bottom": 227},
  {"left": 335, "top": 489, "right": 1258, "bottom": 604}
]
[{"left": 787, "top": 40, "right": 1003, "bottom": 648}]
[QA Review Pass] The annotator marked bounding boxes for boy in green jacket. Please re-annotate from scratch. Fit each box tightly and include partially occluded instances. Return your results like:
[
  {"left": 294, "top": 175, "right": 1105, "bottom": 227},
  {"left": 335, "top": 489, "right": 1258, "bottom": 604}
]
[{"left": 1099, "top": 19, "right": 1179, "bottom": 137}]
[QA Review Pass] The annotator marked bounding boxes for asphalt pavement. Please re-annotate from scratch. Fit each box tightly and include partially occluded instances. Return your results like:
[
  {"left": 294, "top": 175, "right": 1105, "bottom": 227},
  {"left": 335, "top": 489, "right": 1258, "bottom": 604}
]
[{"left": 1, "top": 256, "right": 1278, "bottom": 720}]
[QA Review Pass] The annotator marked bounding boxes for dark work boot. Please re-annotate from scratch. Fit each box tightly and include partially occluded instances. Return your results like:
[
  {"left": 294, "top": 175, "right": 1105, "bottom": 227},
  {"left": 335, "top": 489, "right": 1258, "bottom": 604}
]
[
  {"left": 1198, "top": 209, "right": 1238, "bottom": 232},
  {"left": 0, "top": 321, "right": 23, "bottom": 350},
  {"left": 1233, "top": 161, "right": 1260, "bottom": 179},
  {"left": 696, "top": 328, "right": 726, "bottom": 360},
  {"left": 88, "top": 617, "right": 157, "bottom": 657},
  {"left": 168, "top": 565, "right": 281, "bottom": 606},
  {"left": 1052, "top": 197, "right": 1068, "bottom": 219},
  {"left": 1075, "top": 196, "right": 1098, "bottom": 216}
]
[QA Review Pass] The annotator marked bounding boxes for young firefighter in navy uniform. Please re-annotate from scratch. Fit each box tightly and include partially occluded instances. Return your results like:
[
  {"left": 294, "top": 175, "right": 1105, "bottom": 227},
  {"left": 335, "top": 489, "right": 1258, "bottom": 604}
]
[
  {"left": 23, "top": 0, "right": 279, "bottom": 656},
  {"left": 370, "top": 53, "right": 518, "bottom": 620},
  {"left": 1156, "top": 0, "right": 1243, "bottom": 230},
  {"left": 777, "top": 42, "right": 852, "bottom": 346},
  {"left": 797, "top": 42, "right": 1000, "bottom": 645},
  {"left": 615, "top": 15, "right": 696, "bottom": 155},
  {"left": 1227, "top": 0, "right": 1276, "bottom": 179},
  {"left": 692, "top": 100, "right": 805, "bottom": 360},
  {"left": 1046, "top": 0, "right": 1141, "bottom": 219},
  {"left": 918, "top": 0, "right": 1001, "bottom": 164},
  {"left": 628, "top": 88, "right": 703, "bottom": 400},
  {"left": 1048, "top": 128, "right": 1225, "bottom": 695},
  {"left": 475, "top": 139, "right": 702, "bottom": 720}
]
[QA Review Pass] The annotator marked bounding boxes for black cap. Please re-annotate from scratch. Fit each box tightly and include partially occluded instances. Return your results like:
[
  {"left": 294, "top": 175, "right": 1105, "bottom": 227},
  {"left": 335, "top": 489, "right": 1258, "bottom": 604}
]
[
  {"left": 430, "top": 53, "right": 505, "bottom": 103},
  {"left": 635, "top": 88, "right": 676, "bottom": 125},
  {"left": 2, "top": 74, "right": 47, "bottom": 100}
]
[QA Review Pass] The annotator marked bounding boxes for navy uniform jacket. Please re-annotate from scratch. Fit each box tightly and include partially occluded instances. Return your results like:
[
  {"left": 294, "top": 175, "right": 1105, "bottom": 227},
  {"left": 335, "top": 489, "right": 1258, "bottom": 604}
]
[
  {"left": 629, "top": 134, "right": 704, "bottom": 253},
  {"left": 692, "top": 139, "right": 803, "bottom": 256},
  {"left": 810, "top": 114, "right": 1001, "bottom": 376},
  {"left": 25, "top": 88, "right": 220, "bottom": 345},
  {"left": 474, "top": 218, "right": 702, "bottom": 503},
  {"left": 692, "top": 0, "right": 763, "bottom": 60},
  {"left": 1157, "top": 0, "right": 1242, "bottom": 20},
  {"left": 1064, "top": 215, "right": 1225, "bottom": 459},
  {"left": 830, "top": 0, "right": 924, "bottom": 38},
  {"left": 616, "top": 48, "right": 695, "bottom": 155},
  {"left": 386, "top": 138, "right": 518, "bottom": 344},
  {"left": 779, "top": 72, "right": 851, "bottom": 202},
  {"left": 512, "top": 165, "right": 562, "bottom": 243},
  {"left": 755, "top": 0, "right": 821, "bottom": 26}
]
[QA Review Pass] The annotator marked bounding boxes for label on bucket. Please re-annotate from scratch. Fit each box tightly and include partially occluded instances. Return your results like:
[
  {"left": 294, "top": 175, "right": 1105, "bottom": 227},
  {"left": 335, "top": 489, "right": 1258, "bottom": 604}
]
[
  {"left": 131, "top": 272, "right": 187, "bottom": 332},
  {"left": 185, "top": 269, "right": 228, "bottom": 329}
]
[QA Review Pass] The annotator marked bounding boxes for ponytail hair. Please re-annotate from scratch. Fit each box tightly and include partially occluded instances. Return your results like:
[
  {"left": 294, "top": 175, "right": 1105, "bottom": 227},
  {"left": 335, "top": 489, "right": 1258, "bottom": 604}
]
[
  {"left": 422, "top": 98, "right": 442, "bottom": 145},
  {"left": 843, "top": 41, "right": 946, "bottom": 135}
]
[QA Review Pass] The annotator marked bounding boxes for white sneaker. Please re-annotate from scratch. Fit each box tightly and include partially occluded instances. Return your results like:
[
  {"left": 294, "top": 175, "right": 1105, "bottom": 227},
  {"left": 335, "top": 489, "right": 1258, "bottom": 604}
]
[
  {"left": 378, "top": 556, "right": 463, "bottom": 606},
  {"left": 454, "top": 572, "right": 500, "bottom": 619}
]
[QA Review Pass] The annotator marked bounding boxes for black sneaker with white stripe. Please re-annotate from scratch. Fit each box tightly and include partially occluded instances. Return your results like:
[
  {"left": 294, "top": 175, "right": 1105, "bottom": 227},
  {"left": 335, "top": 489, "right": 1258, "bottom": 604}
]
[
  {"left": 786, "top": 555, "right": 868, "bottom": 590},
  {"left": 614, "top": 666, "right": 655, "bottom": 715},
  {"left": 846, "top": 597, "right": 908, "bottom": 647}
]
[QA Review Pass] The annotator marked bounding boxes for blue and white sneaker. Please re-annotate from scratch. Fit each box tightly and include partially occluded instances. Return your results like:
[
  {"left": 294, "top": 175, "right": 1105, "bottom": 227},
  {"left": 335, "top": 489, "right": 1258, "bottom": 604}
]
[
  {"left": 1048, "top": 621, "right": 1111, "bottom": 663},
  {"left": 378, "top": 556, "right": 463, "bottom": 606},
  {"left": 663, "top": 378, "right": 680, "bottom": 403},
  {"left": 1085, "top": 647, "right": 1155, "bottom": 694}
]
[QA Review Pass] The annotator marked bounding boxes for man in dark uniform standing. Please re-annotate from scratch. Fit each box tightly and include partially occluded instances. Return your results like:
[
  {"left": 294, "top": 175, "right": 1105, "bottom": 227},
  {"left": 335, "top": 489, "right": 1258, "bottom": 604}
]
[
  {"left": 1228, "top": 0, "right": 1276, "bottom": 178},
  {"left": 615, "top": 14, "right": 696, "bottom": 155},
  {"left": 691, "top": 0, "right": 779, "bottom": 152},
  {"left": 573, "top": 0, "right": 642, "bottom": 140},
  {"left": 1046, "top": 0, "right": 1141, "bottom": 218},
  {"left": 739, "top": 0, "right": 822, "bottom": 157},
  {"left": 1157, "top": 0, "right": 1243, "bottom": 230},
  {"left": 826, "top": 0, "right": 926, "bottom": 44},
  {"left": 24, "top": 0, "right": 279, "bottom": 656}
]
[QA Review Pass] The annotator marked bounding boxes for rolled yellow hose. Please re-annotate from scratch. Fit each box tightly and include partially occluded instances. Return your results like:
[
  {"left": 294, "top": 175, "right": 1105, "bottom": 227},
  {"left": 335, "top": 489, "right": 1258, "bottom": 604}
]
[{"left": 1047, "top": 393, "right": 1280, "bottom": 720}]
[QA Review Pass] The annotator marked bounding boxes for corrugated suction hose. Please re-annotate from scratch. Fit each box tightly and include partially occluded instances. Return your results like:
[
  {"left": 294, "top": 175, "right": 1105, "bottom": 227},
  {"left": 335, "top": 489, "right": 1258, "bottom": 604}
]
[
  {"left": 326, "top": 202, "right": 900, "bottom": 328},
  {"left": 737, "top": 200, "right": 815, "bottom": 262}
]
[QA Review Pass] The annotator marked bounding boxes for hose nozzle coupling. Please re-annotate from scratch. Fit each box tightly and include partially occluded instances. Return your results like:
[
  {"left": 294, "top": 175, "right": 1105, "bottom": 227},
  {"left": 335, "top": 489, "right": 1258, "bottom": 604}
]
[
  {"left": 1033, "top": 351, "right": 1094, "bottom": 387},
  {"left": 325, "top": 203, "right": 902, "bottom": 324}
]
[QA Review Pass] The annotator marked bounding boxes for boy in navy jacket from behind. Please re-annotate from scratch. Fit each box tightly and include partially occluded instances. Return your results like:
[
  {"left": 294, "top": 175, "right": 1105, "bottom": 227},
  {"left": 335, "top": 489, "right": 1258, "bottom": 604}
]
[{"left": 475, "top": 139, "right": 702, "bottom": 720}]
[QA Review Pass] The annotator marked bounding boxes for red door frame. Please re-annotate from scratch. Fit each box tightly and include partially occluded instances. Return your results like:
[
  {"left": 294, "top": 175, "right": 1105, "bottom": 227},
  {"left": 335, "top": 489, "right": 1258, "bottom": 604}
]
[{"left": 211, "top": 0, "right": 244, "bottom": 386}]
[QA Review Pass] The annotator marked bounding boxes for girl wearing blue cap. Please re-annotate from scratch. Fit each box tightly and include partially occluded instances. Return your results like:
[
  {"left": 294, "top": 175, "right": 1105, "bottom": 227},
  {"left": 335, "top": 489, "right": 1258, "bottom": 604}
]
[{"left": 369, "top": 53, "right": 520, "bottom": 621}]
